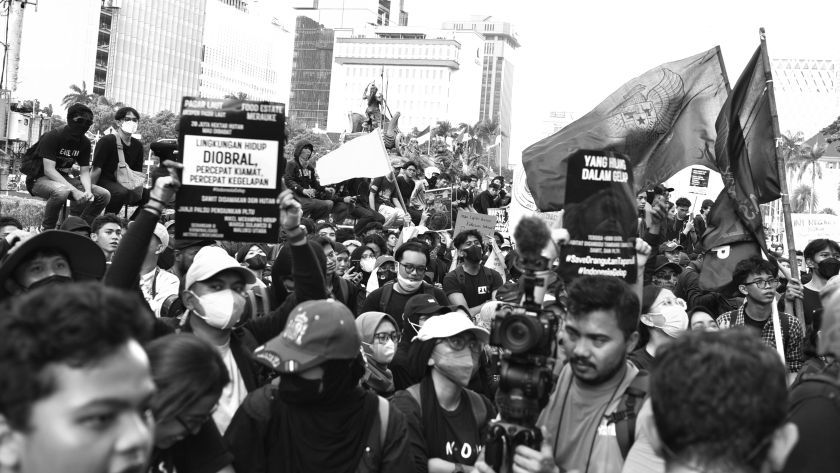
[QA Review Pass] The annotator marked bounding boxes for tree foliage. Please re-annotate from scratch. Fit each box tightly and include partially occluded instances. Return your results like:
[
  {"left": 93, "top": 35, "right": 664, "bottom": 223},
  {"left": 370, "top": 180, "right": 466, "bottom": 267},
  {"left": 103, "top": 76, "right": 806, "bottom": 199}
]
[
  {"left": 822, "top": 115, "right": 840, "bottom": 153},
  {"left": 791, "top": 184, "right": 818, "bottom": 213},
  {"left": 137, "top": 110, "right": 179, "bottom": 157},
  {"left": 821, "top": 208, "right": 836, "bottom": 216},
  {"left": 61, "top": 82, "right": 97, "bottom": 108}
]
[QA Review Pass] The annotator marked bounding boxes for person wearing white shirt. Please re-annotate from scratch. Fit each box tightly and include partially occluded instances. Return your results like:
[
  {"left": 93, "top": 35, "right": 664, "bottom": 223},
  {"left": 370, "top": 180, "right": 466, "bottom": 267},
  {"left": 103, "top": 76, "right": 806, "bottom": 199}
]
[{"left": 139, "top": 222, "right": 180, "bottom": 316}]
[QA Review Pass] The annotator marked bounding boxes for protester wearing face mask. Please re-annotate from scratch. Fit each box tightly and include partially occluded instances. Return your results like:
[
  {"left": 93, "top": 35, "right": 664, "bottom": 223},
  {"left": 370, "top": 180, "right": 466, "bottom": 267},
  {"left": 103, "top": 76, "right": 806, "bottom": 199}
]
[
  {"left": 629, "top": 286, "right": 688, "bottom": 372},
  {"left": 368, "top": 255, "right": 397, "bottom": 293},
  {"left": 783, "top": 238, "right": 840, "bottom": 333},
  {"left": 361, "top": 242, "right": 450, "bottom": 332},
  {"left": 235, "top": 243, "right": 271, "bottom": 286},
  {"left": 356, "top": 311, "right": 401, "bottom": 400},
  {"left": 393, "top": 312, "right": 496, "bottom": 473},
  {"left": 225, "top": 300, "right": 415, "bottom": 473},
  {"left": 445, "top": 230, "right": 504, "bottom": 316},
  {"left": 28, "top": 103, "right": 111, "bottom": 231},
  {"left": 145, "top": 334, "right": 235, "bottom": 473},
  {"left": 91, "top": 107, "right": 151, "bottom": 214}
]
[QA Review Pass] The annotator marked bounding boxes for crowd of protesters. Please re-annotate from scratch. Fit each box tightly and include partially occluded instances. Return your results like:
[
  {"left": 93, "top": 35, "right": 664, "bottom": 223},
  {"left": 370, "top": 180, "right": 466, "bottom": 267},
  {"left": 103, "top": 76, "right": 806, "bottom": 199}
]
[{"left": 0, "top": 110, "right": 839, "bottom": 473}]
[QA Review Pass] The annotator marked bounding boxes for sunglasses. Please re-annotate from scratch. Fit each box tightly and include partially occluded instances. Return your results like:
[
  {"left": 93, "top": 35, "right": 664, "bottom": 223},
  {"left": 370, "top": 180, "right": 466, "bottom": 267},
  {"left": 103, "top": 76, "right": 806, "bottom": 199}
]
[{"left": 71, "top": 117, "right": 93, "bottom": 126}]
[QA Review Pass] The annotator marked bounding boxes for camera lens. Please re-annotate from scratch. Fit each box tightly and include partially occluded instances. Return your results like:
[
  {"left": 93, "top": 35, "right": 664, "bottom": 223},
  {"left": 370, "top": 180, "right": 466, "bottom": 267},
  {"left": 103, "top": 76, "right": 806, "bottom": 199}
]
[{"left": 500, "top": 315, "right": 541, "bottom": 353}]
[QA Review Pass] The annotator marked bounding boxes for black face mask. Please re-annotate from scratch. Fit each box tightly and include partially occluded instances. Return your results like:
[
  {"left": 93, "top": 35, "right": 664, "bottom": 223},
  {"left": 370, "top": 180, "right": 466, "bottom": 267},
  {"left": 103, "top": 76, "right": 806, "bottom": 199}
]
[
  {"left": 246, "top": 255, "right": 268, "bottom": 270},
  {"left": 277, "top": 375, "right": 322, "bottom": 405},
  {"left": 157, "top": 246, "right": 175, "bottom": 270},
  {"left": 817, "top": 258, "right": 840, "bottom": 279},
  {"left": 27, "top": 275, "right": 73, "bottom": 291},
  {"left": 66, "top": 119, "right": 91, "bottom": 138},
  {"left": 378, "top": 270, "right": 396, "bottom": 284},
  {"left": 463, "top": 245, "right": 483, "bottom": 263}
]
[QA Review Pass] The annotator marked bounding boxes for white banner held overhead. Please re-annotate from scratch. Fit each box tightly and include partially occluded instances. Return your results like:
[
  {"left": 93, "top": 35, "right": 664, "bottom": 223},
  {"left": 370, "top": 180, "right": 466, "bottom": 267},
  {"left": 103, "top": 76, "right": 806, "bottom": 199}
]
[{"left": 315, "top": 129, "right": 392, "bottom": 185}]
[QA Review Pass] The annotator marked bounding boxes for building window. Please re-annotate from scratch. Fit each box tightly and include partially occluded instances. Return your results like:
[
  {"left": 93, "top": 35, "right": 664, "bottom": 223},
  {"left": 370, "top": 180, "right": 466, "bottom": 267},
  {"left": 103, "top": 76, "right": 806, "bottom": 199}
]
[{"left": 484, "top": 43, "right": 495, "bottom": 55}]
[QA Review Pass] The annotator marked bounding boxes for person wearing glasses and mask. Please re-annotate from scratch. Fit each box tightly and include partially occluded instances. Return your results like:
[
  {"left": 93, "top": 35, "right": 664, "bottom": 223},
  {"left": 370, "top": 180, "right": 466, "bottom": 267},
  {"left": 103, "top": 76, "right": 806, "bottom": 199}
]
[
  {"left": 717, "top": 255, "right": 804, "bottom": 376},
  {"left": 91, "top": 107, "right": 151, "bottom": 214},
  {"left": 145, "top": 334, "right": 235, "bottom": 473},
  {"left": 356, "top": 311, "right": 401, "bottom": 400},
  {"left": 629, "top": 286, "right": 688, "bottom": 372},
  {"left": 28, "top": 103, "right": 111, "bottom": 231},
  {"left": 361, "top": 242, "right": 450, "bottom": 332},
  {"left": 393, "top": 312, "right": 496, "bottom": 473}
]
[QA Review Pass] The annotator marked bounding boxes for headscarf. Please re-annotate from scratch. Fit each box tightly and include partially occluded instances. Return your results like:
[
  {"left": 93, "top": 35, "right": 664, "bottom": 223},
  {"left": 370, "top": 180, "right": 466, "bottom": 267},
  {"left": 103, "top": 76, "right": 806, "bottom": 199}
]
[
  {"left": 350, "top": 245, "right": 373, "bottom": 287},
  {"left": 356, "top": 311, "right": 398, "bottom": 398},
  {"left": 271, "top": 355, "right": 378, "bottom": 473}
]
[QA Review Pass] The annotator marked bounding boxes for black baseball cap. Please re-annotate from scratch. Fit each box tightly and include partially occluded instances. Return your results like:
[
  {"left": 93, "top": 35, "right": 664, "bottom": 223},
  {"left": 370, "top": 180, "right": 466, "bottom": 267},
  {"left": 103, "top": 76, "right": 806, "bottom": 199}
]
[
  {"left": 652, "top": 255, "right": 683, "bottom": 275},
  {"left": 173, "top": 239, "right": 217, "bottom": 251}
]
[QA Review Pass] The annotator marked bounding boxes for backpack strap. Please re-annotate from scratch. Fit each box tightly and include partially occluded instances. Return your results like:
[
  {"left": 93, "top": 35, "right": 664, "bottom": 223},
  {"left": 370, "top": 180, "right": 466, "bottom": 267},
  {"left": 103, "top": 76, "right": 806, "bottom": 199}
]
[
  {"left": 605, "top": 371, "right": 649, "bottom": 459},
  {"left": 456, "top": 265, "right": 465, "bottom": 285},
  {"left": 423, "top": 282, "right": 435, "bottom": 296},
  {"left": 247, "top": 290, "right": 259, "bottom": 318},
  {"left": 379, "top": 281, "right": 395, "bottom": 312},
  {"left": 260, "top": 285, "right": 271, "bottom": 316},
  {"left": 378, "top": 396, "right": 389, "bottom": 450},
  {"left": 115, "top": 136, "right": 127, "bottom": 166},
  {"left": 464, "top": 389, "right": 488, "bottom": 429},
  {"left": 407, "top": 383, "right": 422, "bottom": 416}
]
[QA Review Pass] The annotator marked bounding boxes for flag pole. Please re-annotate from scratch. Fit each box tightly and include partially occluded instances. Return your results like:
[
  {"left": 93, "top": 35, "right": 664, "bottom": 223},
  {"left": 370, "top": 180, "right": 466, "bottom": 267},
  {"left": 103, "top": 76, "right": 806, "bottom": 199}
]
[{"left": 760, "top": 27, "right": 804, "bottom": 328}]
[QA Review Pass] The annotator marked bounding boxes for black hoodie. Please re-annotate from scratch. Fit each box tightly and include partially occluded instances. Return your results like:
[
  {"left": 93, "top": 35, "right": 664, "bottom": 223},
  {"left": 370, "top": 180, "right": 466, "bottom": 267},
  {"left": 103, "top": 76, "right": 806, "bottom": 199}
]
[{"left": 284, "top": 140, "right": 323, "bottom": 197}]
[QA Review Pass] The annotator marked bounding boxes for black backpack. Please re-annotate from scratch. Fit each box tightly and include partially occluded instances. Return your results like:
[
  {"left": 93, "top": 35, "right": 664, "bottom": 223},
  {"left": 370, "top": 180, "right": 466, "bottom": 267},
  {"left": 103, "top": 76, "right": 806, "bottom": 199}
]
[
  {"left": 20, "top": 140, "right": 43, "bottom": 177},
  {"left": 604, "top": 371, "right": 650, "bottom": 458}
]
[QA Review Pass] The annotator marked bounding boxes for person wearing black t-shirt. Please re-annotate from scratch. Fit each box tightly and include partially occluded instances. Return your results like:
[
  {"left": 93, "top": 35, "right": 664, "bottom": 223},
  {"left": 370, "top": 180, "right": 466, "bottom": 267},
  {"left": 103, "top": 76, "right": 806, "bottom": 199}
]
[
  {"left": 443, "top": 230, "right": 503, "bottom": 316},
  {"left": 145, "top": 334, "right": 235, "bottom": 473},
  {"left": 454, "top": 175, "right": 472, "bottom": 210},
  {"left": 361, "top": 242, "right": 449, "bottom": 331},
  {"left": 472, "top": 183, "right": 499, "bottom": 215},
  {"left": 92, "top": 107, "right": 151, "bottom": 214},
  {"left": 29, "top": 103, "right": 111, "bottom": 230}
]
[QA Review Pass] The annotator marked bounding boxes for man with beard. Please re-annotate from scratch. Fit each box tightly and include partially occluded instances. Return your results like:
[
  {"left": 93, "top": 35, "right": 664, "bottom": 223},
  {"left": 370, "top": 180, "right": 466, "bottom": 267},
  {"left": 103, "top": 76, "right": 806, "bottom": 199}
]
[
  {"left": 476, "top": 275, "right": 645, "bottom": 473},
  {"left": 27, "top": 103, "right": 111, "bottom": 231},
  {"left": 717, "top": 255, "right": 804, "bottom": 375},
  {"left": 651, "top": 255, "right": 681, "bottom": 292}
]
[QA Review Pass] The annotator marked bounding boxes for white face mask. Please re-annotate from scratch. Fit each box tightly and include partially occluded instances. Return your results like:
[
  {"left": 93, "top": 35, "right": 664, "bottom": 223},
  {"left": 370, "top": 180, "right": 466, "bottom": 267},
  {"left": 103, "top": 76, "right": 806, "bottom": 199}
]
[
  {"left": 190, "top": 289, "right": 245, "bottom": 330},
  {"left": 397, "top": 271, "right": 423, "bottom": 292},
  {"left": 120, "top": 120, "right": 138, "bottom": 134},
  {"left": 364, "top": 339, "right": 396, "bottom": 365},
  {"left": 642, "top": 305, "right": 688, "bottom": 338},
  {"left": 360, "top": 257, "right": 375, "bottom": 273}
]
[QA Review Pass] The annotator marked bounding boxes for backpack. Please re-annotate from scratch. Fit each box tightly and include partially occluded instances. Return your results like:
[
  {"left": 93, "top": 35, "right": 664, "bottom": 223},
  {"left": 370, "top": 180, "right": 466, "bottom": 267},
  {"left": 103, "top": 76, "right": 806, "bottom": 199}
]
[
  {"left": 246, "top": 285, "right": 273, "bottom": 319},
  {"left": 603, "top": 371, "right": 650, "bottom": 458},
  {"left": 378, "top": 280, "right": 435, "bottom": 312},
  {"left": 455, "top": 265, "right": 494, "bottom": 299},
  {"left": 20, "top": 140, "right": 43, "bottom": 178},
  {"left": 406, "top": 383, "right": 488, "bottom": 429}
]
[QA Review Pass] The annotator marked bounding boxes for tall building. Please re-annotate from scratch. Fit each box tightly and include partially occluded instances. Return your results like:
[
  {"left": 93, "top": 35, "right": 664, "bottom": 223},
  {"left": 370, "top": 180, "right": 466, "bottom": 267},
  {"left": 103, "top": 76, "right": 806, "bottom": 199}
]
[
  {"left": 325, "top": 25, "right": 484, "bottom": 134},
  {"left": 199, "top": 0, "right": 287, "bottom": 101},
  {"left": 105, "top": 0, "right": 206, "bottom": 113},
  {"left": 443, "top": 16, "right": 520, "bottom": 168},
  {"left": 771, "top": 58, "right": 840, "bottom": 138},
  {"left": 288, "top": 0, "right": 408, "bottom": 127}
]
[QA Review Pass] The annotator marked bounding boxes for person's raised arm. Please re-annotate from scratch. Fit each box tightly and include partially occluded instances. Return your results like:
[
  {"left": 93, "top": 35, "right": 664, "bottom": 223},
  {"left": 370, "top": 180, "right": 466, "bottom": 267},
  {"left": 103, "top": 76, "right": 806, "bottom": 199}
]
[
  {"left": 630, "top": 238, "right": 651, "bottom": 309},
  {"left": 104, "top": 161, "right": 182, "bottom": 290}
]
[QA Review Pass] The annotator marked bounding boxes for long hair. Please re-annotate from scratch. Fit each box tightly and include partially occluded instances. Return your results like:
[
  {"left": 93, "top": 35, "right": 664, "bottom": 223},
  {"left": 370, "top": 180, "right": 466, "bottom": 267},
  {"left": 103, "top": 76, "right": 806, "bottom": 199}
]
[{"left": 145, "top": 334, "right": 230, "bottom": 423}]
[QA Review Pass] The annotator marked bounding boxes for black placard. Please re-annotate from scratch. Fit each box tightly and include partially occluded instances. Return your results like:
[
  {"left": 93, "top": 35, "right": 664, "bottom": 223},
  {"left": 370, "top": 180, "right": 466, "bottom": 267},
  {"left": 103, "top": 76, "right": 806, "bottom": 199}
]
[
  {"left": 690, "top": 168, "right": 710, "bottom": 187},
  {"left": 176, "top": 98, "right": 285, "bottom": 243},
  {"left": 560, "top": 150, "right": 638, "bottom": 283}
]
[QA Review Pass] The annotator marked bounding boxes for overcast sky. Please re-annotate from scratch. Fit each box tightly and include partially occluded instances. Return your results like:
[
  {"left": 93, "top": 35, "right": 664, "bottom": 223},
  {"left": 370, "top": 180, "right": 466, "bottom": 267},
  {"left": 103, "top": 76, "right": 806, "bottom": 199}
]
[{"left": 405, "top": 0, "right": 839, "bottom": 164}]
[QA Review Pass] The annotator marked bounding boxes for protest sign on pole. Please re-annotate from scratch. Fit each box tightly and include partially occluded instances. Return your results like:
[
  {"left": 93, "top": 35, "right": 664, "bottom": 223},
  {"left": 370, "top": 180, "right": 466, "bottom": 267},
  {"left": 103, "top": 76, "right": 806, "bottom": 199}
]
[
  {"left": 484, "top": 240, "right": 507, "bottom": 282},
  {"left": 559, "top": 150, "right": 637, "bottom": 284},
  {"left": 488, "top": 207, "right": 509, "bottom": 232},
  {"left": 176, "top": 98, "right": 285, "bottom": 243},
  {"left": 688, "top": 168, "right": 710, "bottom": 195},
  {"left": 423, "top": 187, "right": 453, "bottom": 231},
  {"left": 454, "top": 210, "right": 497, "bottom": 239}
]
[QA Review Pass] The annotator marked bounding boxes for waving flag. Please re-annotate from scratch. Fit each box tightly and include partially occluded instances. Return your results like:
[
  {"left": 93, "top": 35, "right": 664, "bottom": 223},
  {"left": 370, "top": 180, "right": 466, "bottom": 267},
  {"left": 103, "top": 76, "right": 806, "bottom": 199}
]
[
  {"left": 522, "top": 47, "right": 729, "bottom": 211},
  {"left": 316, "top": 129, "right": 391, "bottom": 185}
]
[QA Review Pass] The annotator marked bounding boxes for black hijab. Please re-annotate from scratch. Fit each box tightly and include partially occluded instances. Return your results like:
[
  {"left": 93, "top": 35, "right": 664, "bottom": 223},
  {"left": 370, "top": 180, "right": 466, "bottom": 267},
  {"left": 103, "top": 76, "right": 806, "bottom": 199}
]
[{"left": 270, "top": 355, "right": 379, "bottom": 473}]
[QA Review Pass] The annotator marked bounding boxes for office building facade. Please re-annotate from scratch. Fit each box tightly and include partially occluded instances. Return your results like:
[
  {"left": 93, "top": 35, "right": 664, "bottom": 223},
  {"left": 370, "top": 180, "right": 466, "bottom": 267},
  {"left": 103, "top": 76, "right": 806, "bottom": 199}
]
[
  {"left": 326, "top": 26, "right": 484, "bottom": 134},
  {"left": 443, "top": 16, "right": 520, "bottom": 168},
  {"left": 771, "top": 58, "right": 840, "bottom": 138}
]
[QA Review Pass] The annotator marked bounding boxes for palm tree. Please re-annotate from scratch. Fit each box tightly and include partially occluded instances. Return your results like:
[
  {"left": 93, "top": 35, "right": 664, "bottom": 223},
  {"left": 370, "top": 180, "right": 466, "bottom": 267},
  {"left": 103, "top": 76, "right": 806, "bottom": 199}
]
[
  {"left": 435, "top": 120, "right": 453, "bottom": 142},
  {"left": 96, "top": 96, "right": 125, "bottom": 109},
  {"left": 791, "top": 184, "right": 818, "bottom": 213},
  {"left": 225, "top": 92, "right": 250, "bottom": 100},
  {"left": 779, "top": 130, "right": 804, "bottom": 185},
  {"left": 458, "top": 122, "right": 478, "bottom": 154},
  {"left": 61, "top": 82, "right": 97, "bottom": 108},
  {"left": 795, "top": 144, "right": 827, "bottom": 213}
]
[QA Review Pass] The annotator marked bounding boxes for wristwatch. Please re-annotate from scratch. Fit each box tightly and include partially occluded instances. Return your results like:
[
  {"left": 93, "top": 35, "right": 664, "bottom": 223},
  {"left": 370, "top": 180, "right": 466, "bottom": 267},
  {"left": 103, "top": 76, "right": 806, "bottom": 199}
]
[{"left": 453, "top": 464, "right": 465, "bottom": 473}]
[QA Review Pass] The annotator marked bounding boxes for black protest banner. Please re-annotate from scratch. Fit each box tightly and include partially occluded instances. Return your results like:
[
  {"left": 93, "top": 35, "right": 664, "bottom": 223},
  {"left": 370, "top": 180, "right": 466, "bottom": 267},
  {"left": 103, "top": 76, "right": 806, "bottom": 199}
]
[
  {"left": 560, "top": 150, "right": 638, "bottom": 283},
  {"left": 688, "top": 168, "right": 710, "bottom": 195},
  {"left": 176, "top": 98, "right": 285, "bottom": 243}
]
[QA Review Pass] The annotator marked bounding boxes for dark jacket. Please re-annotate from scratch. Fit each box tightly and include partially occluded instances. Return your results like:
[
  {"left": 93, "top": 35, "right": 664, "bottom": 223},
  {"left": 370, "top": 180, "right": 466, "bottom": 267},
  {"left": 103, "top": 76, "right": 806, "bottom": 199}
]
[
  {"left": 284, "top": 140, "right": 324, "bottom": 197},
  {"left": 473, "top": 190, "right": 495, "bottom": 214}
]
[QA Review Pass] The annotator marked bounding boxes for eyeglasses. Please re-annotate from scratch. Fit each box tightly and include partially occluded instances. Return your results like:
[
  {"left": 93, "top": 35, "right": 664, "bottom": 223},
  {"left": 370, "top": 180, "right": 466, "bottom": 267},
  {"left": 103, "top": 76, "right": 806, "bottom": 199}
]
[
  {"left": 438, "top": 335, "right": 482, "bottom": 353},
  {"left": 405, "top": 168, "right": 416, "bottom": 174},
  {"left": 654, "top": 273, "right": 679, "bottom": 280},
  {"left": 399, "top": 262, "right": 427, "bottom": 275},
  {"left": 122, "top": 117, "right": 139, "bottom": 122},
  {"left": 651, "top": 298, "right": 687, "bottom": 311},
  {"left": 71, "top": 117, "right": 93, "bottom": 125},
  {"left": 744, "top": 278, "right": 779, "bottom": 289},
  {"left": 175, "top": 405, "right": 217, "bottom": 435},
  {"left": 373, "top": 332, "right": 401, "bottom": 343},
  {"left": 361, "top": 254, "right": 376, "bottom": 260}
]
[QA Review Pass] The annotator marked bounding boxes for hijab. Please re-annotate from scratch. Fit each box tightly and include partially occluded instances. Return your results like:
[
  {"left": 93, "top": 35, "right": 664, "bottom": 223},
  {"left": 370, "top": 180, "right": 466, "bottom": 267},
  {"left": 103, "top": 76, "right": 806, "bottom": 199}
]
[
  {"left": 271, "top": 355, "right": 378, "bottom": 473},
  {"left": 351, "top": 246, "right": 373, "bottom": 287},
  {"left": 356, "top": 311, "right": 398, "bottom": 398}
]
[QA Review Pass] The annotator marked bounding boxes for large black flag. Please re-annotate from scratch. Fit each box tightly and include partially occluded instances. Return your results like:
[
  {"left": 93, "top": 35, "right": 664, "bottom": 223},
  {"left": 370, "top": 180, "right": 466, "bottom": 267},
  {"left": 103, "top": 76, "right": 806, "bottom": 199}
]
[{"left": 699, "top": 46, "right": 780, "bottom": 290}]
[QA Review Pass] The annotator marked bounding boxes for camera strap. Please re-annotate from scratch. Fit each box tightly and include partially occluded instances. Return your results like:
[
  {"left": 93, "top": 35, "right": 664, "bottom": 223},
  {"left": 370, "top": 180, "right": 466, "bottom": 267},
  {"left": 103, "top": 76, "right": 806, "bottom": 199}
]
[{"left": 603, "top": 371, "right": 649, "bottom": 459}]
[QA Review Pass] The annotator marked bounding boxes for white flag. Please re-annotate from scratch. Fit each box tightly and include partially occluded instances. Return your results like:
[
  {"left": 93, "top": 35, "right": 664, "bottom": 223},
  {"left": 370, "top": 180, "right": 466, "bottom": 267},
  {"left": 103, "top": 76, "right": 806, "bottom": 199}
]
[
  {"left": 484, "top": 240, "right": 507, "bottom": 282},
  {"left": 315, "top": 129, "right": 391, "bottom": 185}
]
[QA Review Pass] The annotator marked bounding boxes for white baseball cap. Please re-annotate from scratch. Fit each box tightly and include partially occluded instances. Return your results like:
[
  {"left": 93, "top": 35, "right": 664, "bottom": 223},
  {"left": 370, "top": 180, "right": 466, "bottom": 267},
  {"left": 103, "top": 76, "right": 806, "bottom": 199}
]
[
  {"left": 415, "top": 312, "right": 490, "bottom": 343},
  {"left": 185, "top": 246, "right": 256, "bottom": 290},
  {"left": 152, "top": 223, "right": 169, "bottom": 250}
]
